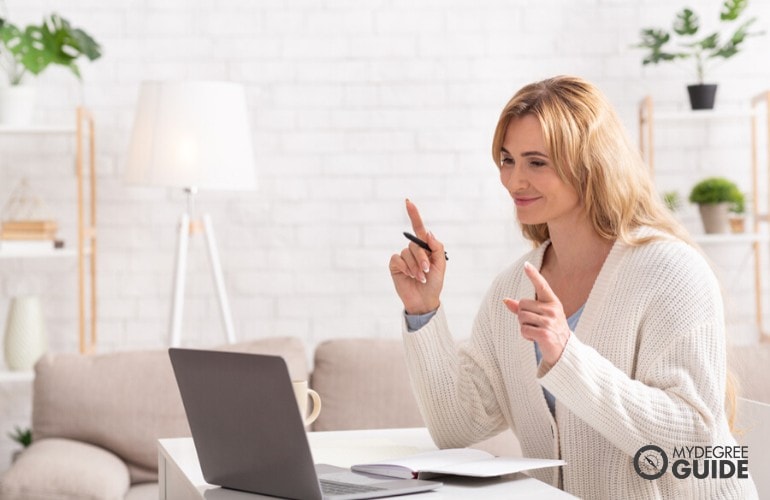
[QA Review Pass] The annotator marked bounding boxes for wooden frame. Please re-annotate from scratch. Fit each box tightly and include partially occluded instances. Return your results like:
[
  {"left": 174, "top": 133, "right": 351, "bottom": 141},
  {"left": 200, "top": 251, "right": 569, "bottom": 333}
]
[
  {"left": 76, "top": 107, "right": 97, "bottom": 354},
  {"left": 750, "top": 92, "right": 770, "bottom": 342},
  {"left": 639, "top": 95, "right": 769, "bottom": 342}
]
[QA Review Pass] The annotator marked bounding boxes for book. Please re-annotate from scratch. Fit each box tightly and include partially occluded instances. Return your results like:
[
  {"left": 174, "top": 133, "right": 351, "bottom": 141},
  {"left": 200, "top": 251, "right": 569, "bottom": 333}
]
[
  {"left": 1, "top": 230, "right": 57, "bottom": 240},
  {"left": 1, "top": 220, "right": 58, "bottom": 240},
  {"left": 1, "top": 220, "right": 58, "bottom": 232},
  {"left": 351, "top": 448, "right": 565, "bottom": 479}
]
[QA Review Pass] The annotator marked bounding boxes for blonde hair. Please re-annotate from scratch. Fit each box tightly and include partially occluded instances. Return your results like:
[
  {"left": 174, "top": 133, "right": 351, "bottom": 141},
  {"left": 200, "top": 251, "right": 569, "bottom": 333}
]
[
  {"left": 491, "top": 75, "right": 691, "bottom": 246},
  {"left": 492, "top": 75, "right": 737, "bottom": 425}
]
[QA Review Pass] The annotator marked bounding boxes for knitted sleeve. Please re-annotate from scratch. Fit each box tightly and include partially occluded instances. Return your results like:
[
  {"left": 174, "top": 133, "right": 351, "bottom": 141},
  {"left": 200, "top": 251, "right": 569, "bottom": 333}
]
[
  {"left": 540, "top": 324, "right": 726, "bottom": 456},
  {"left": 401, "top": 300, "right": 510, "bottom": 449},
  {"left": 539, "top": 243, "right": 728, "bottom": 457}
]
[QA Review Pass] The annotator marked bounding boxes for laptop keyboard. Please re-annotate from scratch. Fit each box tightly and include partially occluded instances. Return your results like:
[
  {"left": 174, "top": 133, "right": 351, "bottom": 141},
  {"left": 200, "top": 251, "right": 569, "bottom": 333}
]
[{"left": 320, "top": 479, "right": 387, "bottom": 495}]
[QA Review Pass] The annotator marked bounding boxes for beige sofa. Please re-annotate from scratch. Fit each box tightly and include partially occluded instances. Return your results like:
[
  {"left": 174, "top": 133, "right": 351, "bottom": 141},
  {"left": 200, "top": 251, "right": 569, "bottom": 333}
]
[
  {"left": 0, "top": 337, "right": 439, "bottom": 500},
  {"left": 0, "top": 338, "right": 766, "bottom": 500}
]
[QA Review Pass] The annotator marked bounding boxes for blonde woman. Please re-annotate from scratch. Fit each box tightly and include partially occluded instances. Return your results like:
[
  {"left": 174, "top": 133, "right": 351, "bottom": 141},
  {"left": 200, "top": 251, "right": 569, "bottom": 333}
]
[{"left": 389, "top": 76, "right": 757, "bottom": 499}]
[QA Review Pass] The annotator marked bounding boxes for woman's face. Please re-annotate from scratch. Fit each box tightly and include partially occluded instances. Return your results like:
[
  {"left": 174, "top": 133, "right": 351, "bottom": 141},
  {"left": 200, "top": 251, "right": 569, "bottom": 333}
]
[{"left": 499, "top": 114, "right": 581, "bottom": 227}]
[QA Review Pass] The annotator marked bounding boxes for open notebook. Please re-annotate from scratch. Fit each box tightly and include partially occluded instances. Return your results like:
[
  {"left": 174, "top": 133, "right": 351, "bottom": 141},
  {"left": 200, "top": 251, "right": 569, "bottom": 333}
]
[{"left": 352, "top": 447, "right": 565, "bottom": 479}]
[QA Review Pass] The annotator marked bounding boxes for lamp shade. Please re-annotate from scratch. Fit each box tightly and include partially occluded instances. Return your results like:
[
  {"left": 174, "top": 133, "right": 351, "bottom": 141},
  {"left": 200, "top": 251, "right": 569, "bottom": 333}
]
[{"left": 124, "top": 81, "right": 256, "bottom": 190}]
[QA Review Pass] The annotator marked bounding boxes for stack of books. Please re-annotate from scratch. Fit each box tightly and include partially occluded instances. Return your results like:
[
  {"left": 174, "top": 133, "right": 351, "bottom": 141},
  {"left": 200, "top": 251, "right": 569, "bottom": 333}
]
[
  {"left": 2, "top": 220, "right": 58, "bottom": 240},
  {"left": 0, "top": 220, "right": 60, "bottom": 252}
]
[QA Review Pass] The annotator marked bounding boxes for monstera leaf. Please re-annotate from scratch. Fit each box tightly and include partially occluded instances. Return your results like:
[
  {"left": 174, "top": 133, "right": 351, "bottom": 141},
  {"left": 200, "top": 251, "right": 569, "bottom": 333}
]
[{"left": 0, "top": 13, "right": 101, "bottom": 85}]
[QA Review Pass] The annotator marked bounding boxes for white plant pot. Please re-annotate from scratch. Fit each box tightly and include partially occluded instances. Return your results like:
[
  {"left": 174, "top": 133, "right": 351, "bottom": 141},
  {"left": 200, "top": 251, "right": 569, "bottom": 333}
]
[
  {"left": 0, "top": 84, "right": 37, "bottom": 126},
  {"left": 698, "top": 203, "right": 731, "bottom": 234},
  {"left": 3, "top": 296, "right": 48, "bottom": 371}
]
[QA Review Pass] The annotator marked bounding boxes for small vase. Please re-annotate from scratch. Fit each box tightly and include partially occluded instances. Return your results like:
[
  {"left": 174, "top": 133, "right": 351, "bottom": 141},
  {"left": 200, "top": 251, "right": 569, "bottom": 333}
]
[
  {"left": 3, "top": 296, "right": 48, "bottom": 371},
  {"left": 728, "top": 216, "right": 746, "bottom": 234}
]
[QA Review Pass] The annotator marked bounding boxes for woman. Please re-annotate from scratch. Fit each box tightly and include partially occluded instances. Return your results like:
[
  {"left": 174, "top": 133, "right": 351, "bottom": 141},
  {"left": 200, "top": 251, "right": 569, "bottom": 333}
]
[{"left": 389, "top": 76, "right": 757, "bottom": 499}]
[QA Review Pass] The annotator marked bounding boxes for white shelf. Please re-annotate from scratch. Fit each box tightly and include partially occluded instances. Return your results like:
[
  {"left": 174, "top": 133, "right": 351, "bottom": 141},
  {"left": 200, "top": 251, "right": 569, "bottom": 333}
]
[
  {"left": 649, "top": 109, "right": 756, "bottom": 122},
  {"left": 0, "top": 124, "right": 76, "bottom": 135},
  {"left": 1, "top": 107, "right": 98, "bottom": 354},
  {"left": 0, "top": 247, "right": 91, "bottom": 259},
  {"left": 0, "top": 370, "right": 34, "bottom": 383},
  {"left": 693, "top": 233, "right": 770, "bottom": 245}
]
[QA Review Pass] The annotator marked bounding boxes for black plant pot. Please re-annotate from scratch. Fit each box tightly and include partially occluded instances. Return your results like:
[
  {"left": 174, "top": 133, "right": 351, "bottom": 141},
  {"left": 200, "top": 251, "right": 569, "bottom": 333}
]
[{"left": 687, "top": 84, "right": 718, "bottom": 110}]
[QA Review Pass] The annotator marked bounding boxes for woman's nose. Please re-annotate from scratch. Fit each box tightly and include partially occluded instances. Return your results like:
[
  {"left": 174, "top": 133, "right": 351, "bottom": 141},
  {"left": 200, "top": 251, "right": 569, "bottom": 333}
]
[{"left": 501, "top": 166, "right": 526, "bottom": 192}]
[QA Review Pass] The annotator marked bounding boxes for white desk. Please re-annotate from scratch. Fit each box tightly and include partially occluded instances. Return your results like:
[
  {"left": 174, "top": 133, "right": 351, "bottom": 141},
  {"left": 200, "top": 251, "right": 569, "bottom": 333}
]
[{"left": 158, "top": 428, "right": 576, "bottom": 499}]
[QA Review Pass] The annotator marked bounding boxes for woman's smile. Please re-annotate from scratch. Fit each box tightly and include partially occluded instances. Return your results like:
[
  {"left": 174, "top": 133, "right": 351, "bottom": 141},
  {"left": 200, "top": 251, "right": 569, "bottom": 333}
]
[{"left": 513, "top": 195, "right": 542, "bottom": 207}]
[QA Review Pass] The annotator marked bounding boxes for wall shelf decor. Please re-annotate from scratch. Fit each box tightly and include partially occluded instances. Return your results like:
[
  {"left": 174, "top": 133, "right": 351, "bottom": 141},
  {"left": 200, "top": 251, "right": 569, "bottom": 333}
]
[
  {"left": 0, "top": 107, "right": 97, "bottom": 372},
  {"left": 639, "top": 94, "right": 769, "bottom": 342}
]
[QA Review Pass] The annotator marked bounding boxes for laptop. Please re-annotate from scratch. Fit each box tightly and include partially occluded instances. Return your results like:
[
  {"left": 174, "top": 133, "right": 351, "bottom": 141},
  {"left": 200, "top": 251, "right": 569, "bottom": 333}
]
[
  {"left": 169, "top": 348, "right": 442, "bottom": 500},
  {"left": 735, "top": 397, "right": 770, "bottom": 499}
]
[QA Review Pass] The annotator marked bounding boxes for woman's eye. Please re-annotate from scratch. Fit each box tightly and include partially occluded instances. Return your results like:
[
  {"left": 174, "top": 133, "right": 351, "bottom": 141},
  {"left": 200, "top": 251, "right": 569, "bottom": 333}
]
[
  {"left": 500, "top": 157, "right": 513, "bottom": 167},
  {"left": 530, "top": 160, "right": 546, "bottom": 168}
]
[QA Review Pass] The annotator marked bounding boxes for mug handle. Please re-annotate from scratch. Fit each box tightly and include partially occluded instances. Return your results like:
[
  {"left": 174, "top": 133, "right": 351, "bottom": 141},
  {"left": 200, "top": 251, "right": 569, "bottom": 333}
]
[{"left": 305, "top": 389, "right": 322, "bottom": 426}]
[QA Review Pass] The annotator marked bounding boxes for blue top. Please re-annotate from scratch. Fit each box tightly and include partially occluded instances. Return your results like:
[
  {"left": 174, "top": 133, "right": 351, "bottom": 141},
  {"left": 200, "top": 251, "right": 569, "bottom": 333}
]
[
  {"left": 405, "top": 304, "right": 586, "bottom": 417},
  {"left": 536, "top": 304, "right": 584, "bottom": 415}
]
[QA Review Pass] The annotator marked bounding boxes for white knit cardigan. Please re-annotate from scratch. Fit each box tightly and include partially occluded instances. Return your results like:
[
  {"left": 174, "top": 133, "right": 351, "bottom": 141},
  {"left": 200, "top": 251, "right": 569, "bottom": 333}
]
[{"left": 402, "top": 229, "right": 758, "bottom": 499}]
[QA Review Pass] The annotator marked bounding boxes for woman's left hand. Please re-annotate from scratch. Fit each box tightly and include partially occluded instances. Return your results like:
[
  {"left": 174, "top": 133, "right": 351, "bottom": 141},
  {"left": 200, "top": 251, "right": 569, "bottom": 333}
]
[{"left": 503, "top": 261, "right": 571, "bottom": 366}]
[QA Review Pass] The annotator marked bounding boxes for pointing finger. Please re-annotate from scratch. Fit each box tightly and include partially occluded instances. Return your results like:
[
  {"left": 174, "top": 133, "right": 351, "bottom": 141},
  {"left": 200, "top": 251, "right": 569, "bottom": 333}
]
[
  {"left": 523, "top": 261, "right": 558, "bottom": 303},
  {"left": 405, "top": 199, "right": 428, "bottom": 239},
  {"left": 503, "top": 298, "right": 519, "bottom": 314}
]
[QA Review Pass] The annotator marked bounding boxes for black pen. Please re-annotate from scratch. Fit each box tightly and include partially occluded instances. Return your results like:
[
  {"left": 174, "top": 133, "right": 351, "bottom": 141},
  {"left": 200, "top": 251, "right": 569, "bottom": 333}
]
[{"left": 403, "top": 232, "right": 449, "bottom": 261}]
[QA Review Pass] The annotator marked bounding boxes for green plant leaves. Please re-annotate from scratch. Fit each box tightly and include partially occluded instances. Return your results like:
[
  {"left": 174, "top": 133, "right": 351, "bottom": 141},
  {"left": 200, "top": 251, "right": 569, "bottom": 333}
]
[
  {"left": 674, "top": 8, "right": 699, "bottom": 36},
  {"left": 0, "top": 13, "right": 101, "bottom": 84},
  {"left": 694, "top": 33, "right": 719, "bottom": 51},
  {"left": 634, "top": 0, "right": 761, "bottom": 82},
  {"left": 637, "top": 29, "right": 684, "bottom": 65},
  {"left": 721, "top": 0, "right": 749, "bottom": 21},
  {"left": 711, "top": 18, "right": 759, "bottom": 59},
  {"left": 7, "top": 426, "right": 32, "bottom": 448},
  {"left": 689, "top": 177, "right": 743, "bottom": 210}
]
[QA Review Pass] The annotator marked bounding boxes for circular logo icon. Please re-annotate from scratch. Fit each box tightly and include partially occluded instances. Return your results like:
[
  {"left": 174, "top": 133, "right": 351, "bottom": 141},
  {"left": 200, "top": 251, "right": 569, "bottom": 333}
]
[{"left": 634, "top": 445, "right": 668, "bottom": 480}]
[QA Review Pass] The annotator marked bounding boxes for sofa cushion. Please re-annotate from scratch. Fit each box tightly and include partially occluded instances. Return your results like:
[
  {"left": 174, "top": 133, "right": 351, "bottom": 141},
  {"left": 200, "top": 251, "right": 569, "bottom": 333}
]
[
  {"left": 124, "top": 483, "right": 158, "bottom": 500},
  {"left": 311, "top": 338, "right": 424, "bottom": 431},
  {"left": 215, "top": 337, "right": 308, "bottom": 380},
  {"left": 31, "top": 337, "right": 308, "bottom": 483},
  {"left": 0, "top": 438, "right": 130, "bottom": 500}
]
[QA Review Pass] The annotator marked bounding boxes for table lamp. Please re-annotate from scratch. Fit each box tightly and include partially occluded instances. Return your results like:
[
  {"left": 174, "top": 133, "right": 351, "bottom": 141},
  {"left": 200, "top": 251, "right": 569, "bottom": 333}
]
[{"left": 124, "top": 81, "right": 256, "bottom": 347}]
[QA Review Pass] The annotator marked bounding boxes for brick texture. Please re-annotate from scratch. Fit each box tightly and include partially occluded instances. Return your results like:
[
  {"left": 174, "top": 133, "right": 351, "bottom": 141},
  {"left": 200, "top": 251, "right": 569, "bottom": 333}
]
[{"left": 0, "top": 0, "right": 768, "bottom": 363}]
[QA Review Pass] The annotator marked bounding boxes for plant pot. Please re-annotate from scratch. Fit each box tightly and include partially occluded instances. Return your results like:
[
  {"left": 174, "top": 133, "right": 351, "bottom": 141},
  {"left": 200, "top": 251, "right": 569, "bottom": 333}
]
[
  {"left": 687, "top": 84, "right": 718, "bottom": 110},
  {"left": 698, "top": 203, "right": 731, "bottom": 234},
  {"left": 0, "top": 84, "right": 37, "bottom": 126},
  {"left": 728, "top": 216, "right": 746, "bottom": 234}
]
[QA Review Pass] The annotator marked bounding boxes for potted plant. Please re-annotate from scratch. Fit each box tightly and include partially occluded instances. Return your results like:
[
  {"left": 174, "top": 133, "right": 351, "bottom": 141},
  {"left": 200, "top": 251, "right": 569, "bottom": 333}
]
[
  {"left": 689, "top": 177, "right": 744, "bottom": 234},
  {"left": 662, "top": 190, "right": 683, "bottom": 213},
  {"left": 0, "top": 12, "right": 101, "bottom": 125},
  {"left": 728, "top": 191, "right": 746, "bottom": 233},
  {"left": 7, "top": 425, "right": 32, "bottom": 462},
  {"left": 635, "top": 0, "right": 762, "bottom": 110}
]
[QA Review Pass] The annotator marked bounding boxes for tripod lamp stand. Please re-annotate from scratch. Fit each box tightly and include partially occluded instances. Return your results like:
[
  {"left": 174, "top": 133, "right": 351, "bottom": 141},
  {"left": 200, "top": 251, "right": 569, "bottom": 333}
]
[{"left": 124, "top": 81, "right": 256, "bottom": 347}]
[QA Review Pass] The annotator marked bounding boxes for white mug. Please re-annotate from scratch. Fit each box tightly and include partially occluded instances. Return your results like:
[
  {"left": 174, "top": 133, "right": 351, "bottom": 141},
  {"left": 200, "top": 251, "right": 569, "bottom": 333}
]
[{"left": 292, "top": 380, "right": 321, "bottom": 426}]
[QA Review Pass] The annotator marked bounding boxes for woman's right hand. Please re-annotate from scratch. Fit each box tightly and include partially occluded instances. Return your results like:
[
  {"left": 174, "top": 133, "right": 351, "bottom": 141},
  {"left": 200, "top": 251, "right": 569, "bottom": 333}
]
[{"left": 389, "top": 199, "right": 446, "bottom": 315}]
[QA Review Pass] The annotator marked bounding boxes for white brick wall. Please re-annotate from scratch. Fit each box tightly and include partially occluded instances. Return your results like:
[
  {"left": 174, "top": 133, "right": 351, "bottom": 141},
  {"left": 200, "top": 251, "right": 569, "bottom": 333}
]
[{"left": 1, "top": 0, "right": 770, "bottom": 445}]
